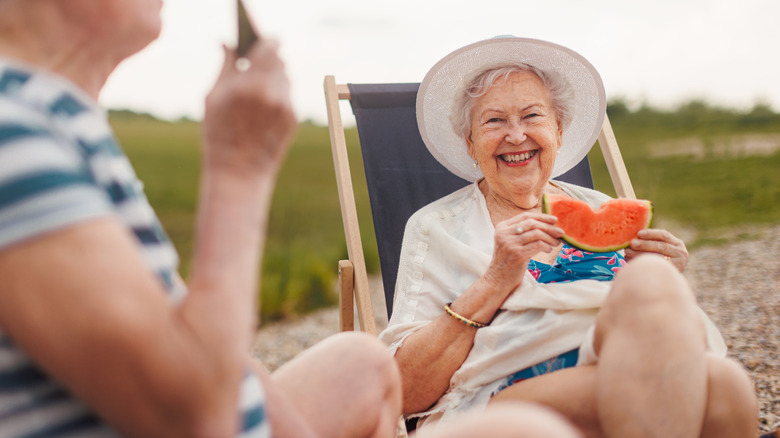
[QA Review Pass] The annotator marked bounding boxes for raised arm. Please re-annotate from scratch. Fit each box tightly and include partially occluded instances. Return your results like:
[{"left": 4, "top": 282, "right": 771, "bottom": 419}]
[
  {"left": 184, "top": 39, "right": 296, "bottom": 366},
  {"left": 393, "top": 212, "right": 563, "bottom": 414},
  {"left": 0, "top": 39, "right": 296, "bottom": 437}
]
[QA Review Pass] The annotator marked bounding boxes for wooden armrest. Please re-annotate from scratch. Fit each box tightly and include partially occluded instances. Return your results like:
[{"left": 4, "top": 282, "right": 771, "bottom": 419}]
[{"left": 338, "top": 260, "right": 354, "bottom": 331}]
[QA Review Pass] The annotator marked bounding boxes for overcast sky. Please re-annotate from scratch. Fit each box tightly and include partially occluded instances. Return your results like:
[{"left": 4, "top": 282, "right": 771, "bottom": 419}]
[{"left": 100, "top": 0, "right": 780, "bottom": 125}]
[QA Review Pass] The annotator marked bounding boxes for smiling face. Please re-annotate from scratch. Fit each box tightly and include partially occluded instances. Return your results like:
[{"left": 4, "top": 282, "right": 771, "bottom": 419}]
[{"left": 466, "top": 70, "right": 563, "bottom": 210}]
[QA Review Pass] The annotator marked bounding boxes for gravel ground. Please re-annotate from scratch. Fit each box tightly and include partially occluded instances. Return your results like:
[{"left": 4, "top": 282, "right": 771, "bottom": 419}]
[
  {"left": 686, "top": 225, "right": 779, "bottom": 434},
  {"left": 252, "top": 225, "right": 779, "bottom": 434}
]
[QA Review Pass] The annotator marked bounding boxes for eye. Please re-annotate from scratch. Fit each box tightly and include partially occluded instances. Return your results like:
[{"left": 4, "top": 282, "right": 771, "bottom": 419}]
[
  {"left": 524, "top": 113, "right": 540, "bottom": 119},
  {"left": 485, "top": 117, "right": 503, "bottom": 124}
]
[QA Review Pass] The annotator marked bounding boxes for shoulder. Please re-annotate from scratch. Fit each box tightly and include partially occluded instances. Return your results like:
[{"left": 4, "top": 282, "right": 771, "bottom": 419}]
[
  {"left": 0, "top": 70, "right": 51, "bottom": 132},
  {"left": 0, "top": 63, "right": 115, "bottom": 251},
  {"left": 406, "top": 182, "right": 481, "bottom": 229},
  {"left": 1, "top": 58, "right": 105, "bottom": 130},
  {"left": 0, "top": 80, "right": 89, "bottom": 182}
]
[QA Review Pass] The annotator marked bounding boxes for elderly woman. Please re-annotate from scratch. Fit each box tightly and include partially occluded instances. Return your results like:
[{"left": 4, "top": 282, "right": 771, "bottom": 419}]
[{"left": 380, "top": 37, "right": 758, "bottom": 437}]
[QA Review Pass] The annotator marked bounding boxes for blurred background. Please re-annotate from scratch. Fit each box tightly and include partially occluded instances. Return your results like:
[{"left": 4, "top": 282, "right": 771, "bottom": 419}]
[{"left": 102, "top": 0, "right": 780, "bottom": 124}]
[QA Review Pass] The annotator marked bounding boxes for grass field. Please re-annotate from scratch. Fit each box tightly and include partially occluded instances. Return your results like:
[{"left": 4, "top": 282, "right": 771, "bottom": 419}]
[{"left": 110, "top": 103, "right": 780, "bottom": 323}]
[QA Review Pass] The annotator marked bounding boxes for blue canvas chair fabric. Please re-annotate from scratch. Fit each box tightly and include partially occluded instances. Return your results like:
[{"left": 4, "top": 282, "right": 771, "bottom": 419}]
[{"left": 324, "top": 76, "right": 628, "bottom": 334}]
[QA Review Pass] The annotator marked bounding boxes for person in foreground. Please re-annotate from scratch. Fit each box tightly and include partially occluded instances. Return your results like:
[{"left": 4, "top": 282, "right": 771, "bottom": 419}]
[
  {"left": 0, "top": 2, "right": 585, "bottom": 437},
  {"left": 379, "top": 36, "right": 759, "bottom": 437}
]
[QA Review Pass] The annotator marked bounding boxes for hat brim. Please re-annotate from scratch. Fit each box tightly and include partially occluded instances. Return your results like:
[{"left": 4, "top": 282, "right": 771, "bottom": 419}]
[{"left": 416, "top": 37, "right": 606, "bottom": 181}]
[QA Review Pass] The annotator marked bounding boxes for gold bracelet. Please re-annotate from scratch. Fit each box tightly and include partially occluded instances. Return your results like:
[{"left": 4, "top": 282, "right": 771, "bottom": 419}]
[{"left": 443, "top": 303, "right": 487, "bottom": 329}]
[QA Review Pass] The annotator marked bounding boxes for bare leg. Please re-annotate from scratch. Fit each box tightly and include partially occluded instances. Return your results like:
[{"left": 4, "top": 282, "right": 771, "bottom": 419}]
[
  {"left": 256, "top": 331, "right": 402, "bottom": 438},
  {"left": 490, "top": 357, "right": 757, "bottom": 438},
  {"left": 699, "top": 354, "right": 758, "bottom": 438},
  {"left": 594, "top": 255, "right": 708, "bottom": 437},
  {"left": 416, "top": 402, "right": 582, "bottom": 438},
  {"left": 491, "top": 366, "right": 603, "bottom": 437}
]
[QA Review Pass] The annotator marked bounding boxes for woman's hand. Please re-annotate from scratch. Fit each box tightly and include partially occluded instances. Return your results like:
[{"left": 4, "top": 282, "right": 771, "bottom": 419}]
[
  {"left": 483, "top": 212, "right": 564, "bottom": 291},
  {"left": 624, "top": 229, "right": 689, "bottom": 272},
  {"left": 202, "top": 38, "right": 297, "bottom": 176}
]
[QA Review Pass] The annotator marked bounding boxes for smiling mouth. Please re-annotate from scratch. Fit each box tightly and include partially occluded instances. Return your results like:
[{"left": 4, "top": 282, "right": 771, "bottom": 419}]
[{"left": 500, "top": 150, "right": 538, "bottom": 163}]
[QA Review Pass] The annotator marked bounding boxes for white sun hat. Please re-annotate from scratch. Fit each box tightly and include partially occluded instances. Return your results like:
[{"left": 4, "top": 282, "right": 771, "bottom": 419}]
[{"left": 416, "top": 36, "right": 607, "bottom": 181}]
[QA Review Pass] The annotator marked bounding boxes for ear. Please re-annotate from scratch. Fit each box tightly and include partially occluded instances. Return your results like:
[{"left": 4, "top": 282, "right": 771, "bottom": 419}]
[
  {"left": 466, "top": 134, "right": 476, "bottom": 160},
  {"left": 556, "top": 126, "right": 563, "bottom": 151}
]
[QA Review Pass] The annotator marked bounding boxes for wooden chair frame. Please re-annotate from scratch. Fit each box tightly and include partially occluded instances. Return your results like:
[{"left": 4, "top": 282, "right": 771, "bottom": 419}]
[{"left": 324, "top": 75, "right": 635, "bottom": 335}]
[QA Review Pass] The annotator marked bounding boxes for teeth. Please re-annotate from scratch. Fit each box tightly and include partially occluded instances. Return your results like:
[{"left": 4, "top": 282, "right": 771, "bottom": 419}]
[{"left": 502, "top": 150, "right": 536, "bottom": 162}]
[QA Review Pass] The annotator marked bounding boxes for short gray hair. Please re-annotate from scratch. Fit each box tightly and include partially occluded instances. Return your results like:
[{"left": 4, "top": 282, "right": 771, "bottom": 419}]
[{"left": 449, "top": 64, "right": 574, "bottom": 140}]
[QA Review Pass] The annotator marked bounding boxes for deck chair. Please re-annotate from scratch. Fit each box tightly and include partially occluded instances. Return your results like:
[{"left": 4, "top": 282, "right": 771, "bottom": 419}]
[{"left": 324, "top": 75, "right": 635, "bottom": 334}]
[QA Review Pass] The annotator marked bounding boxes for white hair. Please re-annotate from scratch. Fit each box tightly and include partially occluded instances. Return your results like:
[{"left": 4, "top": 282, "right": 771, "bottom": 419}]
[{"left": 449, "top": 63, "right": 575, "bottom": 140}]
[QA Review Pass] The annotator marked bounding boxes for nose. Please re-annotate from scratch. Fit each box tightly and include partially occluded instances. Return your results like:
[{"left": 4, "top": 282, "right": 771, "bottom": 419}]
[{"left": 504, "top": 119, "right": 526, "bottom": 144}]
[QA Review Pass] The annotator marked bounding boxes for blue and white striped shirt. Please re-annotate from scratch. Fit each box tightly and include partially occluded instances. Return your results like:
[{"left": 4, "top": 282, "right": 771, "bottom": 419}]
[{"left": 0, "top": 58, "right": 269, "bottom": 438}]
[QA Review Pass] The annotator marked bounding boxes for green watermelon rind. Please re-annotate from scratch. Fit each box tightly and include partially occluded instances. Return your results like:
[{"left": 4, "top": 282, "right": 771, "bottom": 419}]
[{"left": 542, "top": 193, "right": 654, "bottom": 253}]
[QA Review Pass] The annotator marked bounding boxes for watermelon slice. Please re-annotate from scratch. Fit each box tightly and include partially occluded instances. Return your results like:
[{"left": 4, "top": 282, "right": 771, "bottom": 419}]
[{"left": 542, "top": 193, "right": 653, "bottom": 252}]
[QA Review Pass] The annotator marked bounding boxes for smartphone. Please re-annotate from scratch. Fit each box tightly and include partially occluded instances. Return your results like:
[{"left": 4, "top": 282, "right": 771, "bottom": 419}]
[{"left": 237, "top": 0, "right": 259, "bottom": 57}]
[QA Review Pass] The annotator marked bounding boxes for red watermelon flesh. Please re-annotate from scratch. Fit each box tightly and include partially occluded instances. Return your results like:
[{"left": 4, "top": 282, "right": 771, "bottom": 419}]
[{"left": 542, "top": 194, "right": 653, "bottom": 252}]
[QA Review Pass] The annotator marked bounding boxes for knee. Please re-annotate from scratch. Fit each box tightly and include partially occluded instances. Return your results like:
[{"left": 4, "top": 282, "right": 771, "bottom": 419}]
[
  {"left": 703, "top": 355, "right": 758, "bottom": 434},
  {"left": 326, "top": 331, "right": 399, "bottom": 375},
  {"left": 602, "top": 255, "right": 700, "bottom": 324},
  {"left": 595, "top": 256, "right": 706, "bottom": 349},
  {"left": 324, "top": 332, "right": 401, "bottom": 396}
]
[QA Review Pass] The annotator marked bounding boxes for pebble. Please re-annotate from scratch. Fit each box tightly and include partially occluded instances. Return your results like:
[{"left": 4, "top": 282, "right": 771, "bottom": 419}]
[{"left": 252, "top": 226, "right": 780, "bottom": 433}]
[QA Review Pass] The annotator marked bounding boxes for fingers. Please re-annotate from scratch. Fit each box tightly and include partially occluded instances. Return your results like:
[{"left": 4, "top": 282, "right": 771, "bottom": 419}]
[
  {"left": 626, "top": 228, "right": 688, "bottom": 272},
  {"left": 203, "top": 36, "right": 296, "bottom": 173},
  {"left": 494, "top": 213, "right": 563, "bottom": 259},
  {"left": 214, "top": 38, "right": 284, "bottom": 89},
  {"left": 637, "top": 228, "right": 683, "bottom": 245},
  {"left": 629, "top": 229, "right": 682, "bottom": 254},
  {"left": 219, "top": 44, "right": 239, "bottom": 77},
  {"left": 499, "top": 212, "right": 560, "bottom": 233},
  {"left": 219, "top": 36, "right": 286, "bottom": 83},
  {"left": 235, "top": 37, "right": 284, "bottom": 72},
  {"left": 514, "top": 225, "right": 563, "bottom": 249},
  {"left": 505, "top": 214, "right": 563, "bottom": 244}
]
